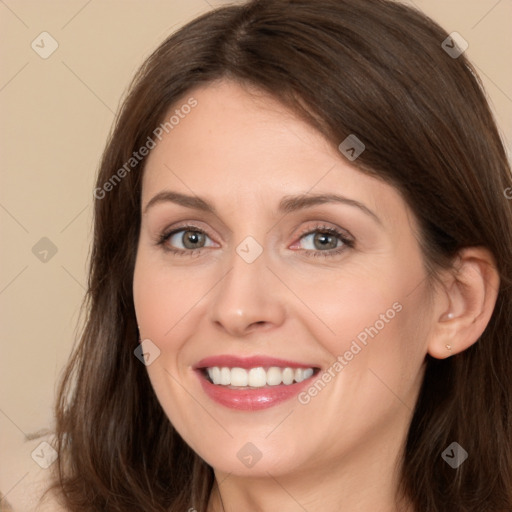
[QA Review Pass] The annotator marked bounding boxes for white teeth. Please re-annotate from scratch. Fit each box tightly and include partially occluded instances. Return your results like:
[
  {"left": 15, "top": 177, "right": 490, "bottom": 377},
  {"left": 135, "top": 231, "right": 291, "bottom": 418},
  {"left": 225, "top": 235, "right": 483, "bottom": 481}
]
[
  {"left": 282, "top": 367, "right": 294, "bottom": 385},
  {"left": 266, "top": 366, "right": 282, "bottom": 386},
  {"left": 230, "top": 367, "right": 248, "bottom": 386},
  {"left": 303, "top": 368, "right": 314, "bottom": 379},
  {"left": 248, "top": 367, "right": 267, "bottom": 387},
  {"left": 210, "top": 367, "right": 220, "bottom": 383},
  {"left": 220, "top": 367, "right": 230, "bottom": 385},
  {"left": 295, "top": 368, "right": 305, "bottom": 383},
  {"left": 294, "top": 368, "right": 314, "bottom": 382},
  {"left": 205, "top": 366, "right": 316, "bottom": 387}
]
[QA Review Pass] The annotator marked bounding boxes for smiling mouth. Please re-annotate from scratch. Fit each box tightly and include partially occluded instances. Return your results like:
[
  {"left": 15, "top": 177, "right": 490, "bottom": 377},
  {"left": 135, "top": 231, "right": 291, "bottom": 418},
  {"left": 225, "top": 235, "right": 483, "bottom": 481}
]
[{"left": 201, "top": 366, "right": 320, "bottom": 388}]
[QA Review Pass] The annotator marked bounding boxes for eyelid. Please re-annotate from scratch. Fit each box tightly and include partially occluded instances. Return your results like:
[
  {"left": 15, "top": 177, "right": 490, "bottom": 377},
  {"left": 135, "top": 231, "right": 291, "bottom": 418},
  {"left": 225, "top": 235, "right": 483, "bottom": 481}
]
[
  {"left": 156, "top": 217, "right": 215, "bottom": 236},
  {"left": 294, "top": 223, "right": 354, "bottom": 243}
]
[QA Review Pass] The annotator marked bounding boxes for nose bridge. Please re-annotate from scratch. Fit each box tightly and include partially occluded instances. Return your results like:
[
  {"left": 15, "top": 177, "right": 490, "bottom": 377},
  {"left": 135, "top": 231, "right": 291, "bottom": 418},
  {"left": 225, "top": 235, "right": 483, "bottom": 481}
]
[{"left": 208, "top": 236, "right": 286, "bottom": 335}]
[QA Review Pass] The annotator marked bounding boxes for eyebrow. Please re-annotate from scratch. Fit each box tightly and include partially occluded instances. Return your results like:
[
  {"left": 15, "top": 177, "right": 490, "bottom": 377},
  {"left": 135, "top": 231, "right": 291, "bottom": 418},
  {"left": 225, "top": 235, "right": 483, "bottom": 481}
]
[{"left": 143, "top": 190, "right": 381, "bottom": 225}]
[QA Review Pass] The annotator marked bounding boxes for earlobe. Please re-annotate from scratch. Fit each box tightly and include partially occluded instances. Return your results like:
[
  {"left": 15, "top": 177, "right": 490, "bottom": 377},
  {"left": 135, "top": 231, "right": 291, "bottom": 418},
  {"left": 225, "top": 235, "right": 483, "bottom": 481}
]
[{"left": 427, "top": 247, "right": 500, "bottom": 360}]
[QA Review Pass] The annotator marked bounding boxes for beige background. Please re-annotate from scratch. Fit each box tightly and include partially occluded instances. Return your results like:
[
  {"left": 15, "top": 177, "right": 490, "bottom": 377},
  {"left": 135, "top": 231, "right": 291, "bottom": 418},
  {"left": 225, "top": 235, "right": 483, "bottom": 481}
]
[{"left": 1, "top": 0, "right": 511, "bottom": 508}]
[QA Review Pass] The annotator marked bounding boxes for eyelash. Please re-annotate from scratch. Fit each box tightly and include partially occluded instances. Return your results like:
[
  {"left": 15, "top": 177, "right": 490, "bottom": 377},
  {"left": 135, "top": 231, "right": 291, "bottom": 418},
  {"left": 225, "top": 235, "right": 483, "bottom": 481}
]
[{"left": 155, "top": 223, "right": 355, "bottom": 258}]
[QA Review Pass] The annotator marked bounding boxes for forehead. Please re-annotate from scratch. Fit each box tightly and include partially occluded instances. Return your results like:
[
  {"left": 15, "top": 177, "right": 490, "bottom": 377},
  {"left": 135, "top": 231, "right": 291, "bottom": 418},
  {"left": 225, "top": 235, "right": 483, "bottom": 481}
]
[{"left": 141, "top": 80, "right": 412, "bottom": 230}]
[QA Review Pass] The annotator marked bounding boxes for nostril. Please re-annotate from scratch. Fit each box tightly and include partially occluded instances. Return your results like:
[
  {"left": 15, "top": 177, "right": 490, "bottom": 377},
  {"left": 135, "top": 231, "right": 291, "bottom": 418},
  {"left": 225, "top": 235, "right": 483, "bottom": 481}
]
[{"left": 247, "top": 321, "right": 267, "bottom": 330}]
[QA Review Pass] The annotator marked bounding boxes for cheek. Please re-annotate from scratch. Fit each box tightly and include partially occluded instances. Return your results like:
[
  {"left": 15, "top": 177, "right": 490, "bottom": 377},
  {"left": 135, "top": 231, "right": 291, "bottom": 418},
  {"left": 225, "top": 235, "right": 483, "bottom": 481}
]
[
  {"left": 287, "top": 262, "right": 403, "bottom": 349},
  {"left": 290, "top": 256, "right": 429, "bottom": 389},
  {"left": 132, "top": 256, "right": 208, "bottom": 446},
  {"left": 133, "top": 274, "right": 178, "bottom": 337},
  {"left": 133, "top": 251, "right": 207, "bottom": 340}
]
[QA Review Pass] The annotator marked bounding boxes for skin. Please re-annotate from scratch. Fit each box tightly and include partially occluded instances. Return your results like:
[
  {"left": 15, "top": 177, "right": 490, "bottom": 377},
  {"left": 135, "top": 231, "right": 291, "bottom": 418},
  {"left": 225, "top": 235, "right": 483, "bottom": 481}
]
[{"left": 132, "top": 79, "right": 499, "bottom": 512}]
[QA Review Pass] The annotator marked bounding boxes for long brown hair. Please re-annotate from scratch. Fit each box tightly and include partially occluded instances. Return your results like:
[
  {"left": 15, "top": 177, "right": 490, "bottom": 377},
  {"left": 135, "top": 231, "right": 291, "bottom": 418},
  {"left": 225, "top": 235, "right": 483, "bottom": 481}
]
[{"left": 46, "top": 0, "right": 512, "bottom": 510}]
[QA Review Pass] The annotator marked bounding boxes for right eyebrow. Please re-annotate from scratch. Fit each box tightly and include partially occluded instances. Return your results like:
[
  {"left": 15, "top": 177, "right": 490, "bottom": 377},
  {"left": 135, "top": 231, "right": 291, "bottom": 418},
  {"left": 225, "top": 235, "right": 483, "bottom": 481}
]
[{"left": 143, "top": 191, "right": 216, "bottom": 215}]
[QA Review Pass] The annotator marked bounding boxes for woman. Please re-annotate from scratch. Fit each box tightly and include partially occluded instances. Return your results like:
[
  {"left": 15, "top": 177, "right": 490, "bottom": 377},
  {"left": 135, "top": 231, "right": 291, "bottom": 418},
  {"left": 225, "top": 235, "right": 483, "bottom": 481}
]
[{"left": 41, "top": 0, "right": 512, "bottom": 510}]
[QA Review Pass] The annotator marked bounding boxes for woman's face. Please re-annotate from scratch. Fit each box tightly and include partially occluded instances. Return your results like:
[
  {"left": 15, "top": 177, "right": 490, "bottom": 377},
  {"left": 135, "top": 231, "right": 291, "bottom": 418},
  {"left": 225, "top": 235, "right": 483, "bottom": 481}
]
[{"left": 133, "top": 79, "right": 435, "bottom": 478}]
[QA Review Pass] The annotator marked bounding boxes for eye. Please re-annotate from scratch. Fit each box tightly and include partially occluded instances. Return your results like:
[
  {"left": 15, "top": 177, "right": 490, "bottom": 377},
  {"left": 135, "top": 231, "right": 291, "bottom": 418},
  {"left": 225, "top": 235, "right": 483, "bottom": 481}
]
[
  {"left": 155, "top": 222, "right": 354, "bottom": 258},
  {"left": 292, "top": 224, "right": 354, "bottom": 257},
  {"left": 156, "top": 224, "right": 216, "bottom": 256}
]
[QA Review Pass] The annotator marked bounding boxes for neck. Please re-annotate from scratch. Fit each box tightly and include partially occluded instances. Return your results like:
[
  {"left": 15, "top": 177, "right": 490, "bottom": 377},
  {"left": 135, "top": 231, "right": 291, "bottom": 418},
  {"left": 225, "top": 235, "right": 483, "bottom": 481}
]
[{"left": 206, "top": 424, "right": 415, "bottom": 512}]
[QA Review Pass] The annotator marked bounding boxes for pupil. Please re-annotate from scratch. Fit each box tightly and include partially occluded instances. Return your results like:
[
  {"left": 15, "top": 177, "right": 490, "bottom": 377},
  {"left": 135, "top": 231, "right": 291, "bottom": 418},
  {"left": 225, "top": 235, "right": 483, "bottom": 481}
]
[
  {"left": 315, "top": 232, "right": 336, "bottom": 250},
  {"left": 184, "top": 231, "right": 204, "bottom": 249}
]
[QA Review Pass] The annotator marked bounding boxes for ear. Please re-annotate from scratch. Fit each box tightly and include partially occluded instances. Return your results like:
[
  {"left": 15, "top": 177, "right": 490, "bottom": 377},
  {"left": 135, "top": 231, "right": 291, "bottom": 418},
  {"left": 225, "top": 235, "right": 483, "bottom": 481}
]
[{"left": 427, "top": 247, "right": 500, "bottom": 359}]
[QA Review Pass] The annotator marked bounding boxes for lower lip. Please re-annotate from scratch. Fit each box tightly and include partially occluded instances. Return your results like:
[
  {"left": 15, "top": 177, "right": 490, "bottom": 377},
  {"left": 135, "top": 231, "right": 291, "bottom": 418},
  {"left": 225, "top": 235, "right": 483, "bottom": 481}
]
[{"left": 196, "top": 370, "right": 316, "bottom": 411}]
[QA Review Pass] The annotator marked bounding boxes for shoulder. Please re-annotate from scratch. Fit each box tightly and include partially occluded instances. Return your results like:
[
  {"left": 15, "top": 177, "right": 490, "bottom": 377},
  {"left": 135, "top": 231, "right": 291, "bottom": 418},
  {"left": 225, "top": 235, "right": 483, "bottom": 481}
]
[{"left": 1, "top": 431, "right": 68, "bottom": 512}]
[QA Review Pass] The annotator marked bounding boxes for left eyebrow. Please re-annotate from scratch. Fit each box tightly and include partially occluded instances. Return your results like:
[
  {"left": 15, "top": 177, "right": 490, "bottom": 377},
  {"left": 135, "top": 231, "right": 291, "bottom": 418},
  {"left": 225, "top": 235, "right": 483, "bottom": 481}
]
[{"left": 278, "top": 193, "right": 382, "bottom": 225}]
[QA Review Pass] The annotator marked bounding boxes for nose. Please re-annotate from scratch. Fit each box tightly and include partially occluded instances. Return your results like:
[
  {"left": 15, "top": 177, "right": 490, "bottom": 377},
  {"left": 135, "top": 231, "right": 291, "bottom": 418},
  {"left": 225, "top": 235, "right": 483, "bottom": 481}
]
[{"left": 209, "top": 246, "right": 287, "bottom": 337}]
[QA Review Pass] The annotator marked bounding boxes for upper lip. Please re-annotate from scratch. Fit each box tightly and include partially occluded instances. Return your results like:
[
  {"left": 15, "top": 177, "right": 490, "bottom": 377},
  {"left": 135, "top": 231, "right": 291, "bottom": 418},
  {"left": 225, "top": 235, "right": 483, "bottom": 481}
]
[{"left": 194, "top": 355, "right": 319, "bottom": 370}]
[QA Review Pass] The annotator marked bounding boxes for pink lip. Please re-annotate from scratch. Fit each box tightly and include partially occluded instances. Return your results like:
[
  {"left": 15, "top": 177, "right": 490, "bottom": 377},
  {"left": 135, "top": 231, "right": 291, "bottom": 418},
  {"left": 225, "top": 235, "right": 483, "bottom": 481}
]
[{"left": 194, "top": 355, "right": 319, "bottom": 411}]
